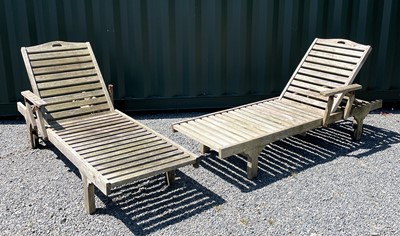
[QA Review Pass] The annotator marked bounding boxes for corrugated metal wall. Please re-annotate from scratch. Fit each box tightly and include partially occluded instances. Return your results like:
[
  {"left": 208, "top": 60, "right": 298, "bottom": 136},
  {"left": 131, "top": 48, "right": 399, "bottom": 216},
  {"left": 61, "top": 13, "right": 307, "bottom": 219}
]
[{"left": 0, "top": 0, "right": 399, "bottom": 115}]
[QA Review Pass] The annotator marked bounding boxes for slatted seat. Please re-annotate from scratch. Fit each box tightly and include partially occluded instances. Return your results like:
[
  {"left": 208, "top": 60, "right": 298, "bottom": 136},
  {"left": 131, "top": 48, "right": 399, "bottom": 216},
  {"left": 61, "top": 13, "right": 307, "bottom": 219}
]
[
  {"left": 17, "top": 41, "right": 198, "bottom": 214},
  {"left": 172, "top": 38, "right": 382, "bottom": 179}
]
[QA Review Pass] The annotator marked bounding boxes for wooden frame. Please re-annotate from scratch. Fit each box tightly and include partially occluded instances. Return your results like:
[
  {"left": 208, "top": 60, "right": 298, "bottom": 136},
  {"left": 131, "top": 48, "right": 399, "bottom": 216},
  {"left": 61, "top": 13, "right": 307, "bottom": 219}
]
[
  {"left": 17, "top": 41, "right": 198, "bottom": 214},
  {"left": 172, "top": 38, "right": 382, "bottom": 179}
]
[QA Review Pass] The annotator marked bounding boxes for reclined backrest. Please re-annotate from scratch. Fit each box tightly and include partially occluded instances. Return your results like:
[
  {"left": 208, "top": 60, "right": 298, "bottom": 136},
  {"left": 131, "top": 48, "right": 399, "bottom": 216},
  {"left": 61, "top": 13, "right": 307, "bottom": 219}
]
[
  {"left": 279, "top": 38, "right": 371, "bottom": 113},
  {"left": 21, "top": 41, "right": 113, "bottom": 123}
]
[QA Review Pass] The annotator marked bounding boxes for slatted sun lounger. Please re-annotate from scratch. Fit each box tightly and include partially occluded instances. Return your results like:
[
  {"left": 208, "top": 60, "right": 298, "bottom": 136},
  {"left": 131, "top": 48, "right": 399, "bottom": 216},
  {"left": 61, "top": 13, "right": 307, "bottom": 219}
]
[
  {"left": 17, "top": 41, "right": 198, "bottom": 214},
  {"left": 172, "top": 38, "right": 382, "bottom": 179}
]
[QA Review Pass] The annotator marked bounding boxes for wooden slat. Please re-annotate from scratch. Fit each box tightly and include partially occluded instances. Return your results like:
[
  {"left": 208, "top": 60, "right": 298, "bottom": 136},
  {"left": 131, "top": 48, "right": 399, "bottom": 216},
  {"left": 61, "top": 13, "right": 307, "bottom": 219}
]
[
  {"left": 26, "top": 42, "right": 87, "bottom": 53},
  {"left": 35, "top": 69, "right": 97, "bottom": 82},
  {"left": 283, "top": 92, "right": 327, "bottom": 109},
  {"left": 100, "top": 152, "right": 188, "bottom": 176},
  {"left": 70, "top": 130, "right": 151, "bottom": 149},
  {"left": 78, "top": 135, "right": 160, "bottom": 155},
  {"left": 88, "top": 145, "right": 177, "bottom": 167},
  {"left": 260, "top": 102, "right": 317, "bottom": 122},
  {"left": 28, "top": 48, "right": 90, "bottom": 61},
  {"left": 186, "top": 121, "right": 239, "bottom": 144},
  {"left": 308, "top": 50, "right": 360, "bottom": 64},
  {"left": 182, "top": 122, "right": 232, "bottom": 146},
  {"left": 40, "top": 82, "right": 102, "bottom": 97},
  {"left": 96, "top": 148, "right": 182, "bottom": 172},
  {"left": 286, "top": 85, "right": 328, "bottom": 101},
  {"left": 236, "top": 107, "right": 293, "bottom": 128},
  {"left": 43, "top": 89, "right": 106, "bottom": 106},
  {"left": 37, "top": 76, "right": 100, "bottom": 90},
  {"left": 54, "top": 113, "right": 124, "bottom": 133},
  {"left": 313, "top": 44, "right": 364, "bottom": 57},
  {"left": 45, "top": 96, "right": 107, "bottom": 113},
  {"left": 44, "top": 103, "right": 110, "bottom": 120},
  {"left": 301, "top": 62, "right": 352, "bottom": 77},
  {"left": 294, "top": 74, "right": 344, "bottom": 88},
  {"left": 50, "top": 112, "right": 118, "bottom": 130},
  {"left": 30, "top": 55, "right": 93, "bottom": 68},
  {"left": 298, "top": 68, "right": 349, "bottom": 83},
  {"left": 221, "top": 111, "right": 281, "bottom": 132},
  {"left": 315, "top": 39, "right": 369, "bottom": 51},
  {"left": 305, "top": 56, "right": 356, "bottom": 70},
  {"left": 104, "top": 154, "right": 188, "bottom": 180},
  {"left": 203, "top": 116, "right": 255, "bottom": 139},
  {"left": 193, "top": 119, "right": 247, "bottom": 141},
  {"left": 291, "top": 79, "right": 331, "bottom": 92},
  {"left": 271, "top": 100, "right": 323, "bottom": 119},
  {"left": 244, "top": 105, "right": 300, "bottom": 127},
  {"left": 67, "top": 127, "right": 143, "bottom": 146},
  {"left": 33, "top": 62, "right": 94, "bottom": 75},
  {"left": 209, "top": 114, "right": 267, "bottom": 137},
  {"left": 64, "top": 125, "right": 143, "bottom": 144},
  {"left": 58, "top": 119, "right": 132, "bottom": 138},
  {"left": 84, "top": 141, "right": 170, "bottom": 162},
  {"left": 173, "top": 124, "right": 224, "bottom": 150}
]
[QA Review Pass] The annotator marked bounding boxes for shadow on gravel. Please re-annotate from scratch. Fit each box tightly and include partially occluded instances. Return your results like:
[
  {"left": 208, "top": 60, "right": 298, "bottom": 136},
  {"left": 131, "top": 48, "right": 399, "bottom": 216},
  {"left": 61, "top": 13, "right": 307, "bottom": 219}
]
[
  {"left": 200, "top": 120, "right": 400, "bottom": 192},
  {"left": 96, "top": 171, "right": 224, "bottom": 235},
  {"left": 49, "top": 147, "right": 224, "bottom": 235}
]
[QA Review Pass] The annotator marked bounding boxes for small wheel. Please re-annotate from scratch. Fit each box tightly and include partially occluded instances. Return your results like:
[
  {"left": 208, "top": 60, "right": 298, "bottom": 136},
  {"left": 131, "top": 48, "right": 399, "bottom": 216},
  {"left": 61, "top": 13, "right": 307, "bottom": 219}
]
[{"left": 29, "top": 125, "right": 39, "bottom": 149}]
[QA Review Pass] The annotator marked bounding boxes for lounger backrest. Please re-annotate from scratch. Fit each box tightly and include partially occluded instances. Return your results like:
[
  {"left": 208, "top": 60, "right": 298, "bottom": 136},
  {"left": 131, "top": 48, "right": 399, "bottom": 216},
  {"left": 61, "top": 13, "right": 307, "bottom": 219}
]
[
  {"left": 279, "top": 38, "right": 371, "bottom": 113},
  {"left": 21, "top": 41, "right": 114, "bottom": 123}
]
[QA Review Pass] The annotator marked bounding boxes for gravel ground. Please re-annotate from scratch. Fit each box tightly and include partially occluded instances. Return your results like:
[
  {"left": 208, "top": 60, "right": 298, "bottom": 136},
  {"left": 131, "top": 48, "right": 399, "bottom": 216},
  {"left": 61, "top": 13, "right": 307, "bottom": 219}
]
[{"left": 1, "top": 109, "right": 400, "bottom": 235}]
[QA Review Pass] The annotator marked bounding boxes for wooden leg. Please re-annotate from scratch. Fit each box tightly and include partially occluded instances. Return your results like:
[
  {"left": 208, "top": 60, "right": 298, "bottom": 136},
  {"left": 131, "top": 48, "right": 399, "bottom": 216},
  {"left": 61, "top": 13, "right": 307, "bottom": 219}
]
[
  {"left": 242, "top": 148, "right": 263, "bottom": 179},
  {"left": 192, "top": 158, "right": 200, "bottom": 168},
  {"left": 165, "top": 170, "right": 176, "bottom": 186},
  {"left": 82, "top": 174, "right": 96, "bottom": 214},
  {"left": 299, "top": 132, "right": 307, "bottom": 137},
  {"left": 28, "top": 124, "right": 39, "bottom": 149},
  {"left": 352, "top": 116, "right": 364, "bottom": 141},
  {"left": 200, "top": 144, "right": 210, "bottom": 154}
]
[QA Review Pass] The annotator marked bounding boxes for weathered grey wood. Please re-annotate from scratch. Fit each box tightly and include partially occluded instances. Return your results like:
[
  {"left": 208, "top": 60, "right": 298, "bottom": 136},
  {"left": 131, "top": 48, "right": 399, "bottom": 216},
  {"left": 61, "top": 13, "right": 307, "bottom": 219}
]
[
  {"left": 344, "top": 93, "right": 355, "bottom": 119},
  {"left": 301, "top": 62, "right": 352, "bottom": 77},
  {"left": 35, "top": 69, "right": 98, "bottom": 82},
  {"left": 320, "top": 84, "right": 362, "bottom": 97},
  {"left": 21, "top": 90, "right": 47, "bottom": 107},
  {"left": 312, "top": 44, "right": 364, "bottom": 57},
  {"left": 81, "top": 173, "right": 96, "bottom": 214},
  {"left": 308, "top": 50, "right": 360, "bottom": 64},
  {"left": 32, "top": 62, "right": 95, "bottom": 75},
  {"left": 172, "top": 38, "right": 377, "bottom": 179},
  {"left": 37, "top": 76, "right": 100, "bottom": 90},
  {"left": 28, "top": 48, "right": 90, "bottom": 61},
  {"left": 30, "top": 55, "right": 93, "bottom": 68},
  {"left": 19, "top": 41, "right": 198, "bottom": 215},
  {"left": 305, "top": 56, "right": 356, "bottom": 70},
  {"left": 165, "top": 170, "right": 176, "bottom": 186},
  {"left": 40, "top": 83, "right": 103, "bottom": 98},
  {"left": 323, "top": 96, "right": 334, "bottom": 127}
]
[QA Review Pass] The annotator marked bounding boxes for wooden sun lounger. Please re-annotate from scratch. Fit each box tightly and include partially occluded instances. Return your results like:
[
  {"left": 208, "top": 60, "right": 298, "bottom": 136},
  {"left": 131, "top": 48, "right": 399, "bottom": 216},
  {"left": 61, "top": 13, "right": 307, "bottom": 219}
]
[
  {"left": 172, "top": 38, "right": 382, "bottom": 179},
  {"left": 17, "top": 41, "right": 198, "bottom": 214}
]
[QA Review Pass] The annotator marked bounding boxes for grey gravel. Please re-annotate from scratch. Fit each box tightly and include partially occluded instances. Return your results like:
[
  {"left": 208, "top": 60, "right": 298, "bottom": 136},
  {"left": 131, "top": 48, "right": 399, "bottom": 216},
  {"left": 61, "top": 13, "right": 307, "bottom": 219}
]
[{"left": 1, "top": 109, "right": 400, "bottom": 235}]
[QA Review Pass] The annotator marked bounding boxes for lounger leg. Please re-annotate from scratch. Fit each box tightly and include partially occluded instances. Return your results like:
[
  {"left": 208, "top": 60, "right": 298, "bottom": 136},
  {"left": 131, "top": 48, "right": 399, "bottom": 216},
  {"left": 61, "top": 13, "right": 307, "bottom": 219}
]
[
  {"left": 242, "top": 148, "right": 263, "bottom": 179},
  {"left": 28, "top": 124, "right": 39, "bottom": 149},
  {"left": 81, "top": 174, "right": 96, "bottom": 214},
  {"left": 165, "top": 170, "right": 176, "bottom": 186},
  {"left": 200, "top": 144, "right": 210, "bottom": 154},
  {"left": 352, "top": 116, "right": 364, "bottom": 141}
]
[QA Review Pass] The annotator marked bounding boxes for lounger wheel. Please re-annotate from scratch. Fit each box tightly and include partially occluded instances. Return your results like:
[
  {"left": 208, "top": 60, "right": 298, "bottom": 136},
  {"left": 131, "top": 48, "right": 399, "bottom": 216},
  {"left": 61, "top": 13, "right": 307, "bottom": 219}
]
[{"left": 29, "top": 125, "right": 39, "bottom": 149}]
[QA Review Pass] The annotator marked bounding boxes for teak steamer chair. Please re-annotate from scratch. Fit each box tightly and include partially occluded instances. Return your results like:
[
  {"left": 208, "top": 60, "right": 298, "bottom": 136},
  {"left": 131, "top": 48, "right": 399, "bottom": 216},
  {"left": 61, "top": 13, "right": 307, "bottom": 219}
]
[
  {"left": 172, "top": 38, "right": 382, "bottom": 179},
  {"left": 17, "top": 41, "right": 198, "bottom": 214}
]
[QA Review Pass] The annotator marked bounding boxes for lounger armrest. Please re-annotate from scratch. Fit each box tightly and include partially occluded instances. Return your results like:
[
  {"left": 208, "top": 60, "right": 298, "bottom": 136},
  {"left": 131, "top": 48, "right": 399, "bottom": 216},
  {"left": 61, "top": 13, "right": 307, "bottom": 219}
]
[
  {"left": 320, "top": 84, "right": 362, "bottom": 97},
  {"left": 21, "top": 90, "right": 47, "bottom": 108}
]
